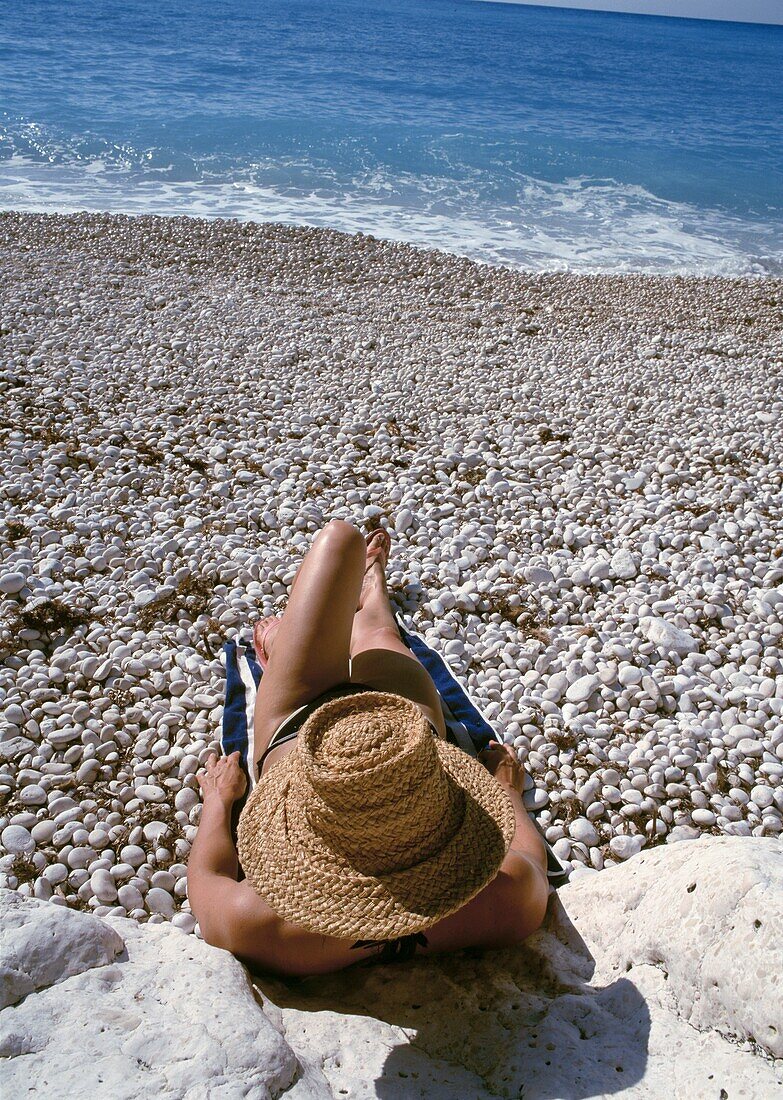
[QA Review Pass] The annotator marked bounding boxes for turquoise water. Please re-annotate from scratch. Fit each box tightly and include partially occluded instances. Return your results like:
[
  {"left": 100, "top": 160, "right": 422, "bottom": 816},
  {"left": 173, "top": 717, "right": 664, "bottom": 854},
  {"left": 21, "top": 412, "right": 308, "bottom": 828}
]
[{"left": 1, "top": 0, "right": 781, "bottom": 273}]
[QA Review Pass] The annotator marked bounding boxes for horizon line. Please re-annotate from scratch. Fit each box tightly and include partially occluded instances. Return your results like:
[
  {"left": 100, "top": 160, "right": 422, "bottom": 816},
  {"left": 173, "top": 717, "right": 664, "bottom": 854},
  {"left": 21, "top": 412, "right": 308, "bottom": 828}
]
[{"left": 472, "top": 0, "right": 783, "bottom": 28}]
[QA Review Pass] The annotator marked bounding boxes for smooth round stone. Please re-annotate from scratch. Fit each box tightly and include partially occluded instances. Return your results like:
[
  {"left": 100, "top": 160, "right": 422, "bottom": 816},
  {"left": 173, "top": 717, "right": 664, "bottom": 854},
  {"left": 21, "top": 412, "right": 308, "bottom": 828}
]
[
  {"left": 736, "top": 738, "right": 763, "bottom": 758},
  {"left": 118, "top": 884, "right": 145, "bottom": 910},
  {"left": 150, "top": 870, "right": 176, "bottom": 891},
  {"left": 90, "top": 868, "right": 118, "bottom": 903},
  {"left": 178, "top": 755, "right": 199, "bottom": 776},
  {"left": 726, "top": 724, "right": 757, "bottom": 746},
  {"left": 565, "top": 675, "right": 599, "bottom": 704},
  {"left": 49, "top": 796, "right": 79, "bottom": 816},
  {"left": 42, "top": 863, "right": 68, "bottom": 884},
  {"left": 569, "top": 818, "right": 599, "bottom": 846},
  {"left": 667, "top": 825, "right": 700, "bottom": 843},
  {"left": 0, "top": 572, "right": 26, "bottom": 594},
  {"left": 174, "top": 787, "right": 199, "bottom": 813},
  {"left": 110, "top": 863, "right": 136, "bottom": 881},
  {"left": 67, "top": 846, "right": 97, "bottom": 870},
  {"left": 524, "top": 787, "right": 549, "bottom": 811},
  {"left": 394, "top": 508, "right": 414, "bottom": 534},
  {"left": 609, "top": 835, "right": 645, "bottom": 860},
  {"left": 136, "top": 784, "right": 167, "bottom": 803},
  {"left": 48, "top": 728, "right": 81, "bottom": 749},
  {"left": 691, "top": 809, "right": 716, "bottom": 826},
  {"left": 750, "top": 785, "right": 775, "bottom": 809},
  {"left": 18, "top": 784, "right": 47, "bottom": 807},
  {"left": 87, "top": 828, "right": 110, "bottom": 850},
  {"left": 77, "top": 759, "right": 101, "bottom": 783},
  {"left": 33, "top": 877, "right": 54, "bottom": 901},
  {"left": 1, "top": 825, "right": 35, "bottom": 855},
  {"left": 552, "top": 837, "right": 572, "bottom": 860},
  {"left": 615, "top": 664, "right": 642, "bottom": 682},
  {"left": 31, "top": 820, "right": 58, "bottom": 843},
  {"left": 142, "top": 821, "right": 170, "bottom": 842},
  {"left": 80, "top": 656, "right": 101, "bottom": 679},
  {"left": 146, "top": 887, "right": 175, "bottom": 916},
  {"left": 171, "top": 913, "right": 197, "bottom": 934},
  {"left": 120, "top": 844, "right": 147, "bottom": 868}
]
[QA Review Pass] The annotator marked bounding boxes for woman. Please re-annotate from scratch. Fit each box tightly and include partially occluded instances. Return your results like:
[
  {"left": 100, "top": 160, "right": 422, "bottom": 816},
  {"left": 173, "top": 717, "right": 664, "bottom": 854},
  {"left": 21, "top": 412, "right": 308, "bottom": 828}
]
[{"left": 188, "top": 520, "right": 549, "bottom": 977}]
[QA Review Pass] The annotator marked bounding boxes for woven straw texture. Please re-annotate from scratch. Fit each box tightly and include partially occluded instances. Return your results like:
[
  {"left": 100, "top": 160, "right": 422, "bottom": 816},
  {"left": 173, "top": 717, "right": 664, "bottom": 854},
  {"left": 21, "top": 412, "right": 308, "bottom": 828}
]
[{"left": 237, "top": 690, "right": 515, "bottom": 940}]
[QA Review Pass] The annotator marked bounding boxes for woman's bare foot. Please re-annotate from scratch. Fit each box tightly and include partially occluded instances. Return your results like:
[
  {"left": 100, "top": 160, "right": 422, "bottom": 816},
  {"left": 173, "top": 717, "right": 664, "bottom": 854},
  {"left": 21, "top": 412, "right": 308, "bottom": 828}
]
[
  {"left": 252, "top": 615, "right": 281, "bottom": 669},
  {"left": 357, "top": 529, "right": 391, "bottom": 611}
]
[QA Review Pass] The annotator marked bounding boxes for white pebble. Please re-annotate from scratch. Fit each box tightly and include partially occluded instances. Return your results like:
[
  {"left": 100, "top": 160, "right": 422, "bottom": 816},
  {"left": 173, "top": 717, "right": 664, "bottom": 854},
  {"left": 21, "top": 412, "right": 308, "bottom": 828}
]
[
  {"left": 609, "top": 835, "right": 645, "bottom": 860},
  {"left": 146, "top": 887, "right": 175, "bottom": 916}
]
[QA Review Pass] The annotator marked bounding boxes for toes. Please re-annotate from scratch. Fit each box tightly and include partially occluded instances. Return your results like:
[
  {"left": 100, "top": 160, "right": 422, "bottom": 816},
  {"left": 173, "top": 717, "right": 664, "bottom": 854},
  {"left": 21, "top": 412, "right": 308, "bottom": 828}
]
[
  {"left": 253, "top": 616, "right": 279, "bottom": 660},
  {"left": 365, "top": 529, "right": 391, "bottom": 566}
]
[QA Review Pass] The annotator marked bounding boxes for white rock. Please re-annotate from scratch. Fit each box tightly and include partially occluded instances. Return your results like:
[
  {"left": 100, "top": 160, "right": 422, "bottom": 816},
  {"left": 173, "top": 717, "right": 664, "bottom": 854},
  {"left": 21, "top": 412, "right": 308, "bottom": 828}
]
[
  {"left": 18, "top": 785, "right": 47, "bottom": 807},
  {"left": 90, "top": 868, "right": 118, "bottom": 903},
  {"left": 638, "top": 617, "right": 700, "bottom": 656},
  {"left": 524, "top": 787, "right": 549, "bottom": 811},
  {"left": 266, "top": 838, "right": 783, "bottom": 1096},
  {"left": 136, "top": 784, "right": 167, "bottom": 804},
  {"left": 394, "top": 508, "right": 414, "bottom": 534},
  {"left": 565, "top": 674, "right": 600, "bottom": 704},
  {"left": 120, "top": 845, "right": 146, "bottom": 868},
  {"left": 668, "top": 827, "right": 703, "bottom": 840},
  {"left": 0, "top": 889, "right": 123, "bottom": 1008},
  {"left": 0, "top": 893, "right": 301, "bottom": 1096},
  {"left": 0, "top": 572, "right": 26, "bottom": 595},
  {"left": 1, "top": 826, "right": 35, "bottom": 856},
  {"left": 174, "top": 787, "right": 198, "bottom": 813},
  {"left": 737, "top": 738, "right": 763, "bottom": 758},
  {"left": 0, "top": 737, "right": 36, "bottom": 763},
  {"left": 609, "top": 834, "right": 645, "bottom": 860},
  {"left": 524, "top": 566, "right": 554, "bottom": 586},
  {"left": 568, "top": 817, "right": 599, "bottom": 846},
  {"left": 609, "top": 548, "right": 637, "bottom": 580},
  {"left": 145, "top": 887, "right": 175, "bottom": 917}
]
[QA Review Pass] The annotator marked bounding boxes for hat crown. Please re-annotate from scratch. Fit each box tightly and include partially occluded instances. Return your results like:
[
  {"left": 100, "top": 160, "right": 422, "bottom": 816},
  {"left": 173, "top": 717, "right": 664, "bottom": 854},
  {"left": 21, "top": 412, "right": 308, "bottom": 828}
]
[{"left": 297, "top": 692, "right": 465, "bottom": 875}]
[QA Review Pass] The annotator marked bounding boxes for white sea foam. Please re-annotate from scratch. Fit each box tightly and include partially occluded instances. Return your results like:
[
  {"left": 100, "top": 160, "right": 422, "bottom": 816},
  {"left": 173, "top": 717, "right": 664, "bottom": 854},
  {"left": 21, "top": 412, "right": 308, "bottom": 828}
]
[{"left": 0, "top": 155, "right": 780, "bottom": 275}]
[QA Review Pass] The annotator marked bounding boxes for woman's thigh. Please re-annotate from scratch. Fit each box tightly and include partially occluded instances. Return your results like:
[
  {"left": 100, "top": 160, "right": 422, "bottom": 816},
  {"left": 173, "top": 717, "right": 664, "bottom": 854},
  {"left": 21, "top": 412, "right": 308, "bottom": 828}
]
[
  {"left": 350, "top": 645, "right": 447, "bottom": 739},
  {"left": 253, "top": 521, "right": 365, "bottom": 765}
]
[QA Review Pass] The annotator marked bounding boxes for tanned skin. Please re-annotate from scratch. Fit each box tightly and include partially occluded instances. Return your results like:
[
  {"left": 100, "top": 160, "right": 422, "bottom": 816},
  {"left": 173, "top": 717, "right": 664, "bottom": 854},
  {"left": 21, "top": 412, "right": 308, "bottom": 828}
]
[{"left": 188, "top": 521, "right": 549, "bottom": 977}]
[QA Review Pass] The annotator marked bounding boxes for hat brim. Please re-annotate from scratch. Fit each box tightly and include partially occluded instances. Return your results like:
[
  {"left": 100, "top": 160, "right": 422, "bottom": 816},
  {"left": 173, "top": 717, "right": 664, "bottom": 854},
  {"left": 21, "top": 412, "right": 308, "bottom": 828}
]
[{"left": 237, "top": 738, "right": 516, "bottom": 941}]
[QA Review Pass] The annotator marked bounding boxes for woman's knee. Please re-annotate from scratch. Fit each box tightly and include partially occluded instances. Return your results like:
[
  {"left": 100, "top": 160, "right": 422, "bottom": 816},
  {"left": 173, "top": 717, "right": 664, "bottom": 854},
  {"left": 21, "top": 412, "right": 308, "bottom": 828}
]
[{"left": 317, "top": 520, "right": 365, "bottom": 558}]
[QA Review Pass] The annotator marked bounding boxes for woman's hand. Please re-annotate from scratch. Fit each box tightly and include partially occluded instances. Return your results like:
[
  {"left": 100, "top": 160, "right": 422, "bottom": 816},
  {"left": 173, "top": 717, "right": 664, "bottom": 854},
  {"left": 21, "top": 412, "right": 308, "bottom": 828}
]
[
  {"left": 196, "top": 751, "right": 247, "bottom": 806},
  {"left": 478, "top": 741, "right": 526, "bottom": 794}
]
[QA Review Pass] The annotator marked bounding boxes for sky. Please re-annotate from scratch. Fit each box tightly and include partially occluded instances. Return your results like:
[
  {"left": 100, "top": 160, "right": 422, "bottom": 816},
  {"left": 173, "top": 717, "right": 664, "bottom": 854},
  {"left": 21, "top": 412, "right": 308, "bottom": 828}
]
[{"left": 476, "top": 1, "right": 783, "bottom": 25}]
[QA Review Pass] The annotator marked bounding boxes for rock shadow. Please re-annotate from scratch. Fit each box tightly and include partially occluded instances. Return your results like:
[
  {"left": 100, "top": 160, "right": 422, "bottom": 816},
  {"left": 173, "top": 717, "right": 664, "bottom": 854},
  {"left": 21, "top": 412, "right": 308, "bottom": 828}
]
[{"left": 252, "top": 893, "right": 650, "bottom": 1099}]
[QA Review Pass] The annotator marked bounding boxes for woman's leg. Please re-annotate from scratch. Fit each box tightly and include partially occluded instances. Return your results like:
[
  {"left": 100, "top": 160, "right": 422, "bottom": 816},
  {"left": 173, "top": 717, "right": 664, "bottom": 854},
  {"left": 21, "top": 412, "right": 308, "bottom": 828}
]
[
  {"left": 349, "top": 554, "right": 447, "bottom": 738},
  {"left": 252, "top": 520, "right": 366, "bottom": 774}
]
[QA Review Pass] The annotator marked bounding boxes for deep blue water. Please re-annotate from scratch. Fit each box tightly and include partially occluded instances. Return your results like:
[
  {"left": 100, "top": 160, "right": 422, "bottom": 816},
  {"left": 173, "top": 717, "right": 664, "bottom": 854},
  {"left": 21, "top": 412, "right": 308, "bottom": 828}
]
[{"left": 1, "top": 0, "right": 781, "bottom": 273}]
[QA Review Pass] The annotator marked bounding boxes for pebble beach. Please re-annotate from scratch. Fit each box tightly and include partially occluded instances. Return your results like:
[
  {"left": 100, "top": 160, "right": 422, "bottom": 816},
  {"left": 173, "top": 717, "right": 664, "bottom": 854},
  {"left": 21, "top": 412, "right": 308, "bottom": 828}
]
[{"left": 1, "top": 210, "right": 782, "bottom": 932}]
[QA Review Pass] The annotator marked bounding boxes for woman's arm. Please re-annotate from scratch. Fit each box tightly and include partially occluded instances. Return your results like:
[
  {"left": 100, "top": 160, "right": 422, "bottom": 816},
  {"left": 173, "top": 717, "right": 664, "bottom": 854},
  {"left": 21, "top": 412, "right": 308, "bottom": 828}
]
[
  {"left": 478, "top": 741, "right": 548, "bottom": 875},
  {"left": 187, "top": 752, "right": 246, "bottom": 946}
]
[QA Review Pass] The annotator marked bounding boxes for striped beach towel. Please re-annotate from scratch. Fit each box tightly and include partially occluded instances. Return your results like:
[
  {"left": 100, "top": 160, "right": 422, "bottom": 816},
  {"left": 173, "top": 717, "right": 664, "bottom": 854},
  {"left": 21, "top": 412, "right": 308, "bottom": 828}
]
[{"left": 221, "top": 611, "right": 569, "bottom": 887}]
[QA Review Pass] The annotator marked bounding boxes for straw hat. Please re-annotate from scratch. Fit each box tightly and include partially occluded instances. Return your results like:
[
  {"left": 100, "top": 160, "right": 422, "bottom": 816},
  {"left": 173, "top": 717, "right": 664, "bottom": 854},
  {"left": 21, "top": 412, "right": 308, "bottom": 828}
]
[{"left": 237, "top": 690, "right": 515, "bottom": 940}]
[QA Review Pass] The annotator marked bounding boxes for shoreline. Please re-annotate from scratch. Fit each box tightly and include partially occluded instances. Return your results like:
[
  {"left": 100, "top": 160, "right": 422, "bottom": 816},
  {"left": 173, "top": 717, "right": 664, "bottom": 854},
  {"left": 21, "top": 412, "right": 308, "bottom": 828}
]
[
  {"left": 3, "top": 207, "right": 779, "bottom": 283},
  {"left": 1, "top": 209, "right": 782, "bottom": 928}
]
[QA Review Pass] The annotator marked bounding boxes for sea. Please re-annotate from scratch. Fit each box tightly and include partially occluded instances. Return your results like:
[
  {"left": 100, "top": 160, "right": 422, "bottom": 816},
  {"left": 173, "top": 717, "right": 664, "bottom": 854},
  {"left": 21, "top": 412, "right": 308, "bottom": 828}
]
[{"left": 1, "top": 0, "right": 781, "bottom": 275}]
